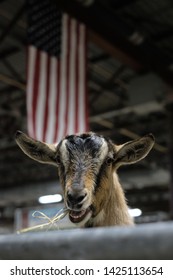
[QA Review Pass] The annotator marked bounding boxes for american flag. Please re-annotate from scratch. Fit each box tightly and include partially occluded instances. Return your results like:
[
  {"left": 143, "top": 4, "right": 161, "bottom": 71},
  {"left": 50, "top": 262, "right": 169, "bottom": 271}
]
[{"left": 26, "top": 0, "right": 88, "bottom": 144}]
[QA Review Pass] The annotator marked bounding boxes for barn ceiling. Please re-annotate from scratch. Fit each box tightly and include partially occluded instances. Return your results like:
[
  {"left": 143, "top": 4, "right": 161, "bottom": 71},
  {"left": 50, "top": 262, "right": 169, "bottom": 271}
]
[{"left": 0, "top": 0, "right": 173, "bottom": 227}]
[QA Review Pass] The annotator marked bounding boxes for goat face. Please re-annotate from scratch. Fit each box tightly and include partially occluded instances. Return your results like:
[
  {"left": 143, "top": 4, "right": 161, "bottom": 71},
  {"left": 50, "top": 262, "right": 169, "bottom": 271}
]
[
  {"left": 55, "top": 133, "right": 116, "bottom": 225},
  {"left": 15, "top": 131, "right": 155, "bottom": 227}
]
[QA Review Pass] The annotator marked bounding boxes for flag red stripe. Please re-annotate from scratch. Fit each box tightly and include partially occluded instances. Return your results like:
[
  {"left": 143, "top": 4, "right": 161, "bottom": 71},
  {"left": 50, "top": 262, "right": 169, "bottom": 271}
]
[
  {"left": 84, "top": 27, "right": 89, "bottom": 131},
  {"left": 78, "top": 23, "right": 87, "bottom": 132},
  {"left": 54, "top": 61, "right": 60, "bottom": 143},
  {"left": 32, "top": 50, "right": 40, "bottom": 138},
  {"left": 75, "top": 23, "right": 79, "bottom": 133},
  {"left": 35, "top": 51, "right": 47, "bottom": 141},
  {"left": 67, "top": 18, "right": 77, "bottom": 135},
  {"left": 26, "top": 46, "right": 35, "bottom": 138},
  {"left": 43, "top": 55, "right": 51, "bottom": 142},
  {"left": 44, "top": 56, "right": 58, "bottom": 143},
  {"left": 26, "top": 46, "right": 30, "bottom": 135}
]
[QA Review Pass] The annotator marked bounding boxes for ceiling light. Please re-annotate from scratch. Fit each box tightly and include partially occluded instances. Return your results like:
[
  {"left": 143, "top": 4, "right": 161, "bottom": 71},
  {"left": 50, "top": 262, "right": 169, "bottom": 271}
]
[
  {"left": 38, "top": 194, "right": 63, "bottom": 204},
  {"left": 128, "top": 208, "right": 142, "bottom": 217}
]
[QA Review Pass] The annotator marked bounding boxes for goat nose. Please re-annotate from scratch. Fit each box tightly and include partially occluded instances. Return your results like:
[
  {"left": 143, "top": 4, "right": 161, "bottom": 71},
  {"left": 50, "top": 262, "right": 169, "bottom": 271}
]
[{"left": 67, "top": 190, "right": 87, "bottom": 207}]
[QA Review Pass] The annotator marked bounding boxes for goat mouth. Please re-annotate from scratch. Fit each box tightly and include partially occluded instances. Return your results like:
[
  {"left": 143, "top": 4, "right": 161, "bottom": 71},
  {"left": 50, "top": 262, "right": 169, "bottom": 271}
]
[{"left": 69, "top": 207, "right": 91, "bottom": 223}]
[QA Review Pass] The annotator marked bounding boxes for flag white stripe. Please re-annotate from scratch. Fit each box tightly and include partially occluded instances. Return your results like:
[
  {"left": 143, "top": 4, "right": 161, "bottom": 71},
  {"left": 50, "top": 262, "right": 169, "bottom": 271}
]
[
  {"left": 27, "top": 45, "right": 37, "bottom": 137},
  {"left": 45, "top": 56, "right": 57, "bottom": 143},
  {"left": 67, "top": 18, "right": 77, "bottom": 135},
  {"left": 78, "top": 24, "right": 86, "bottom": 132},
  {"left": 36, "top": 51, "right": 48, "bottom": 141}
]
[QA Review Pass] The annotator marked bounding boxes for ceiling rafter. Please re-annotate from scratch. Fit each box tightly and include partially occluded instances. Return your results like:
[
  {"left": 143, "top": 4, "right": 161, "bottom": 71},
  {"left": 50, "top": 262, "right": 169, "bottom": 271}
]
[
  {"left": 0, "top": 4, "right": 25, "bottom": 44},
  {"left": 0, "top": 85, "right": 15, "bottom": 94},
  {"left": 89, "top": 64, "right": 127, "bottom": 107},
  {"left": 90, "top": 101, "right": 164, "bottom": 122},
  {"left": 89, "top": 53, "right": 110, "bottom": 63},
  {"left": 0, "top": 73, "right": 25, "bottom": 91},
  {"left": 123, "top": 12, "right": 173, "bottom": 29},
  {"left": 103, "top": 0, "right": 138, "bottom": 10},
  {"left": 53, "top": 0, "right": 173, "bottom": 86},
  {"left": 2, "top": 58, "right": 25, "bottom": 83},
  {"left": 0, "top": 47, "right": 19, "bottom": 59}
]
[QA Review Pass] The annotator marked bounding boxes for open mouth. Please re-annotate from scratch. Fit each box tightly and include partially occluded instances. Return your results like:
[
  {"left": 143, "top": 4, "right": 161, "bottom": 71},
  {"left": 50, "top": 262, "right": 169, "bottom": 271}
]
[{"left": 69, "top": 207, "right": 91, "bottom": 223}]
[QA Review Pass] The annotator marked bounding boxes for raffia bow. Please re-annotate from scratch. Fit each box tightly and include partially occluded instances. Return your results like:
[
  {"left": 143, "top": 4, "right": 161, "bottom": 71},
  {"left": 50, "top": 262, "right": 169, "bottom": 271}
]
[{"left": 17, "top": 207, "right": 69, "bottom": 234}]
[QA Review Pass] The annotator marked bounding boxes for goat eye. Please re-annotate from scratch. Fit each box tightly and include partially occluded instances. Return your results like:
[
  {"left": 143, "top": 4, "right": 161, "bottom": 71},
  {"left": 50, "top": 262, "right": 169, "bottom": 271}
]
[{"left": 106, "top": 157, "right": 113, "bottom": 165}]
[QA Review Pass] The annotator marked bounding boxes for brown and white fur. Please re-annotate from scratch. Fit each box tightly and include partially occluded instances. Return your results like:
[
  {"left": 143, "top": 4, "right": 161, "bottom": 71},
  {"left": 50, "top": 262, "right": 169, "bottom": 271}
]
[{"left": 15, "top": 131, "right": 155, "bottom": 228}]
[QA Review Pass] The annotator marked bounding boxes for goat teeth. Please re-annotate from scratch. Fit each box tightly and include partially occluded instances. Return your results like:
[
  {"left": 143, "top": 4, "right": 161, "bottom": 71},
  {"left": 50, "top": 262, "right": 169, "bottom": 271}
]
[
  {"left": 70, "top": 210, "right": 85, "bottom": 218},
  {"left": 69, "top": 207, "right": 91, "bottom": 223}
]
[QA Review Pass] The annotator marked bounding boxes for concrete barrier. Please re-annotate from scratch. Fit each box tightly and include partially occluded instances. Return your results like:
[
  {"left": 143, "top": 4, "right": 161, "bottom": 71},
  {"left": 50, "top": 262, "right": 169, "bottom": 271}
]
[{"left": 0, "top": 221, "right": 173, "bottom": 259}]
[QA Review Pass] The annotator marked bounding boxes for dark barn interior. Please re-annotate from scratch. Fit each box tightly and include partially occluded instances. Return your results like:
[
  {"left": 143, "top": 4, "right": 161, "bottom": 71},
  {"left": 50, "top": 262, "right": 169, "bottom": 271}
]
[{"left": 1, "top": 0, "right": 173, "bottom": 259}]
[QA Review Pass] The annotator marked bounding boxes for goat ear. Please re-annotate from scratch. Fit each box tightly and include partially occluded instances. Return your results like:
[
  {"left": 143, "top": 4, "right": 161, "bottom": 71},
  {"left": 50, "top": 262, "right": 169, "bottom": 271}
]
[
  {"left": 15, "top": 131, "right": 57, "bottom": 166},
  {"left": 115, "top": 134, "right": 155, "bottom": 167}
]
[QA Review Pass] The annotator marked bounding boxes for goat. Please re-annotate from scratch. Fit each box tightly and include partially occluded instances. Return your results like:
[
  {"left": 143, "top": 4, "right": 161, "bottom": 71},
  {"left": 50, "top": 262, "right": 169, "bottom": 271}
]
[{"left": 15, "top": 131, "right": 154, "bottom": 227}]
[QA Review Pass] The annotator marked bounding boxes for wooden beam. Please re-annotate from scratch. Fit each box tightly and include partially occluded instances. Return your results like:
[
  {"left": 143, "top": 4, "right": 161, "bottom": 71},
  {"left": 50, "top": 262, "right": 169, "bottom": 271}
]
[
  {"left": 89, "top": 30, "right": 141, "bottom": 71},
  {"left": 90, "top": 101, "right": 163, "bottom": 122},
  {"left": 119, "top": 128, "right": 167, "bottom": 153},
  {"left": 1, "top": 222, "right": 173, "bottom": 259},
  {"left": 0, "top": 73, "right": 25, "bottom": 91}
]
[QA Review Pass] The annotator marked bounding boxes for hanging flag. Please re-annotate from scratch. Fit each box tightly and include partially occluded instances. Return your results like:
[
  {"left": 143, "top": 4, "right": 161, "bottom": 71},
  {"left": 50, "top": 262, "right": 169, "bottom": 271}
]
[{"left": 26, "top": 0, "right": 88, "bottom": 144}]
